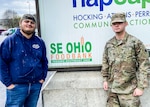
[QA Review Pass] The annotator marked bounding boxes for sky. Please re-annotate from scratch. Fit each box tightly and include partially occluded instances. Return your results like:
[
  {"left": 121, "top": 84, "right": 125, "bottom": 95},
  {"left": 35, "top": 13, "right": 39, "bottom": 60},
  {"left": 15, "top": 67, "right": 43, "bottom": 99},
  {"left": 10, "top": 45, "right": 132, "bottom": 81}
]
[{"left": 0, "top": 0, "right": 36, "bottom": 19}]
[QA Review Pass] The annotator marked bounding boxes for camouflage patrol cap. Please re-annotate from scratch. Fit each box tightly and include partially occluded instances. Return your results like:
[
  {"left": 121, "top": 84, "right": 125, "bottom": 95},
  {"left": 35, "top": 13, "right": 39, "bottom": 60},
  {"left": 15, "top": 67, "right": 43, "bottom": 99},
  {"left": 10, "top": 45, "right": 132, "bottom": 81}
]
[
  {"left": 20, "top": 14, "right": 36, "bottom": 23},
  {"left": 111, "top": 12, "right": 126, "bottom": 24}
]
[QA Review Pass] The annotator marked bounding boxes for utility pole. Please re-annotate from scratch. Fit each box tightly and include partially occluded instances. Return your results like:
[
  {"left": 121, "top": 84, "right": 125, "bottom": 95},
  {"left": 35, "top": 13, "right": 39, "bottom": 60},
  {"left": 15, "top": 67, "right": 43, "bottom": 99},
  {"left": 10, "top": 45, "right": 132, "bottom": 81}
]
[{"left": 27, "top": 1, "right": 30, "bottom": 14}]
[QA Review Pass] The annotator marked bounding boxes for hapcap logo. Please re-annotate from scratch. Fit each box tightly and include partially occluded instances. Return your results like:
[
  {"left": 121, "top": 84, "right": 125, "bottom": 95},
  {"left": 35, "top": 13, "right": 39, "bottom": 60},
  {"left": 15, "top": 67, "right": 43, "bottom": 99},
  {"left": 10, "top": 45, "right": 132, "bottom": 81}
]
[{"left": 73, "top": 0, "right": 150, "bottom": 11}]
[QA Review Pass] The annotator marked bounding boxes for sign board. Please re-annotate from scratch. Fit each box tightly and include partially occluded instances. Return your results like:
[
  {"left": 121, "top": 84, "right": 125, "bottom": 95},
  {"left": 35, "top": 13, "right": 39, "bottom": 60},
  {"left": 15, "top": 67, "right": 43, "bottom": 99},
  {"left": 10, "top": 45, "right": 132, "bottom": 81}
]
[{"left": 38, "top": 0, "right": 150, "bottom": 68}]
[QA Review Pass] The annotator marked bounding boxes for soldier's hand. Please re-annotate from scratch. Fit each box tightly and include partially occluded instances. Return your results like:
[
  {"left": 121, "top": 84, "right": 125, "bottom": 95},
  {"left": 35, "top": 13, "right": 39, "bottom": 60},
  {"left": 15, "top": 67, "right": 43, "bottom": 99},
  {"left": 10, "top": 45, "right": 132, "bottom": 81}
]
[
  {"left": 103, "top": 81, "right": 108, "bottom": 90},
  {"left": 133, "top": 88, "right": 144, "bottom": 96}
]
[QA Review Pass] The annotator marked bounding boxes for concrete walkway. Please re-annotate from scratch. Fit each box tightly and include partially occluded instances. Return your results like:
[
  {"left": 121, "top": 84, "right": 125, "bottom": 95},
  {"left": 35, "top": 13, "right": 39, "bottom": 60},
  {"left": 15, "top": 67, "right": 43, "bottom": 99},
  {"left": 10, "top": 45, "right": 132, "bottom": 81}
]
[{"left": 0, "top": 81, "right": 5, "bottom": 107}]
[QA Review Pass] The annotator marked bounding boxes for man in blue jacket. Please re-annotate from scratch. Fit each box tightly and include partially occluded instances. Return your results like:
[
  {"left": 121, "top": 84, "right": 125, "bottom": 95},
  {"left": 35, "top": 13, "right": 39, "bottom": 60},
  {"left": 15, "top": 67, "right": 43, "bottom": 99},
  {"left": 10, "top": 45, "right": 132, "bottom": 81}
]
[{"left": 0, "top": 14, "right": 48, "bottom": 107}]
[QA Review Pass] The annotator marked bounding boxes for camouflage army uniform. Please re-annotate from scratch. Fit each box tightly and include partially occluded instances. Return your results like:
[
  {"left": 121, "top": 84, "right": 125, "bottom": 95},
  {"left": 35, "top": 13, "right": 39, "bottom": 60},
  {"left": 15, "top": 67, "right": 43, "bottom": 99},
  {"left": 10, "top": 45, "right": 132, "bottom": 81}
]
[{"left": 101, "top": 32, "right": 149, "bottom": 107}]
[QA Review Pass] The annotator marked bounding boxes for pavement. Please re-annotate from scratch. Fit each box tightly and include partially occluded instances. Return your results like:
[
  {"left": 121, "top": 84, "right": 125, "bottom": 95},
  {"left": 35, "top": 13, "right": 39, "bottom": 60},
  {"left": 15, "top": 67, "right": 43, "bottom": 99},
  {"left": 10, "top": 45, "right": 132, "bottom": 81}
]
[
  {"left": 0, "top": 81, "right": 5, "bottom": 107},
  {"left": 0, "top": 71, "right": 55, "bottom": 107}
]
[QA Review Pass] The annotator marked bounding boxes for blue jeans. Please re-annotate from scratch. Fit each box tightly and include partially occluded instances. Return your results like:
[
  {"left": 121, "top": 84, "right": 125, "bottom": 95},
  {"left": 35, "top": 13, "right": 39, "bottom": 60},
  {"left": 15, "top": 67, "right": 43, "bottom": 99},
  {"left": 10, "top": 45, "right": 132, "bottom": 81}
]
[{"left": 5, "top": 83, "right": 42, "bottom": 107}]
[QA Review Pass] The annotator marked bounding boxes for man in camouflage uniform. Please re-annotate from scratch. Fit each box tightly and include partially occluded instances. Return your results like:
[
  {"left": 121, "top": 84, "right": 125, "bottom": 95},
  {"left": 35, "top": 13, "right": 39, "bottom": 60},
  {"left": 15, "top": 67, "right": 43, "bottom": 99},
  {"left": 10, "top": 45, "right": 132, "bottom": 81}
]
[{"left": 101, "top": 12, "right": 149, "bottom": 107}]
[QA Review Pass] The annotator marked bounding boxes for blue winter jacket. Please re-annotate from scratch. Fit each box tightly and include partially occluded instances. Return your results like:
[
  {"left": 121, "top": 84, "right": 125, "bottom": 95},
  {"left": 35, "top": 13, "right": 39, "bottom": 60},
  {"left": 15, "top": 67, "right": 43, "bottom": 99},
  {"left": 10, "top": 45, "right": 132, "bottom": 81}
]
[{"left": 0, "top": 29, "right": 48, "bottom": 87}]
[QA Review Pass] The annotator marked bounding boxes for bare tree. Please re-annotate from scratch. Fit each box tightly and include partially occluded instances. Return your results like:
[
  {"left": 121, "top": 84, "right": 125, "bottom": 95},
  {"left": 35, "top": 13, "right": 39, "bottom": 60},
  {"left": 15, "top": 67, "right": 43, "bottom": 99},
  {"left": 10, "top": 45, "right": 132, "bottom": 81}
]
[{"left": 1, "top": 9, "right": 21, "bottom": 29}]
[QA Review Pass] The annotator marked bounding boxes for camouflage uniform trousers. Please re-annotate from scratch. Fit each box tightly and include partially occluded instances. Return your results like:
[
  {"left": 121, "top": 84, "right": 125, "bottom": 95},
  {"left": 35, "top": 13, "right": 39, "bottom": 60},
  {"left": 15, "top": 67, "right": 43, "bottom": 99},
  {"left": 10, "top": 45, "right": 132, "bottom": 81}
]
[{"left": 106, "top": 90, "right": 141, "bottom": 107}]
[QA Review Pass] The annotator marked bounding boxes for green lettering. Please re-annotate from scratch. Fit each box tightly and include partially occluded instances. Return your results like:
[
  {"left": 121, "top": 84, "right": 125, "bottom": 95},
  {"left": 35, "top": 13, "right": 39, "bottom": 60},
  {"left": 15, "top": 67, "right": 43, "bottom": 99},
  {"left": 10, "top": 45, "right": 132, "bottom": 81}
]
[
  {"left": 128, "top": 0, "right": 140, "bottom": 4},
  {"left": 57, "top": 43, "right": 63, "bottom": 54},
  {"left": 74, "top": 42, "right": 80, "bottom": 53},
  {"left": 142, "top": 0, "right": 150, "bottom": 8},
  {"left": 85, "top": 42, "right": 92, "bottom": 52},
  {"left": 66, "top": 42, "right": 73, "bottom": 53},
  {"left": 50, "top": 43, "right": 56, "bottom": 54},
  {"left": 114, "top": 0, "right": 126, "bottom": 5}
]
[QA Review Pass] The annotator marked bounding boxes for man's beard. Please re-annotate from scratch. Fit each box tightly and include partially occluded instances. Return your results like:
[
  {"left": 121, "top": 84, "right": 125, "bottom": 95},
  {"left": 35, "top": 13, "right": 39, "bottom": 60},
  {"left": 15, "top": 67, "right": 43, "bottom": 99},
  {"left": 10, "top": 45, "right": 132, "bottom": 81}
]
[{"left": 22, "top": 29, "right": 34, "bottom": 35}]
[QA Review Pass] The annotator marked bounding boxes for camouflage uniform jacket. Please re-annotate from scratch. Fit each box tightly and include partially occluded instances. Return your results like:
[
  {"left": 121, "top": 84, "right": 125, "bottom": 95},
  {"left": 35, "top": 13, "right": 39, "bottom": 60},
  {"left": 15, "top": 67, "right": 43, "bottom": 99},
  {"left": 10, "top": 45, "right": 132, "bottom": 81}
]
[{"left": 101, "top": 32, "right": 149, "bottom": 94}]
